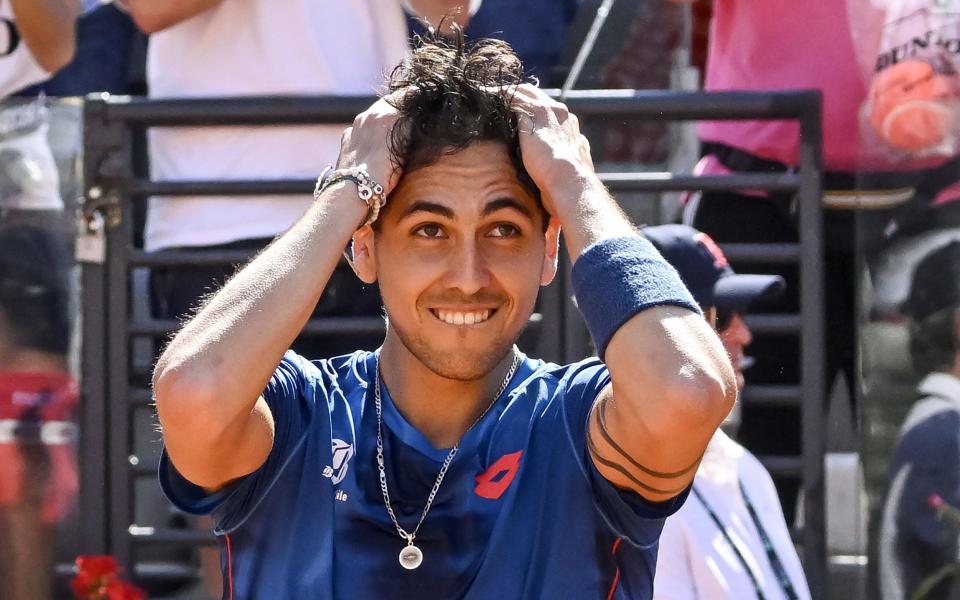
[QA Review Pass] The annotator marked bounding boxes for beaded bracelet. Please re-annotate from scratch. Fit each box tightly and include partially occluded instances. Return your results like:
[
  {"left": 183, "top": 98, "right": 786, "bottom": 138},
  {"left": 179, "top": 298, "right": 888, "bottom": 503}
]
[{"left": 314, "top": 164, "right": 387, "bottom": 227}]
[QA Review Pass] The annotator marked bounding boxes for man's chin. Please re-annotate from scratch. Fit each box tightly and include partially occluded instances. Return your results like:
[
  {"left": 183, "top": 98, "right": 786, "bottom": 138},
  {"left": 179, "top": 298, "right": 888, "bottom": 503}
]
[{"left": 418, "top": 346, "right": 514, "bottom": 381}]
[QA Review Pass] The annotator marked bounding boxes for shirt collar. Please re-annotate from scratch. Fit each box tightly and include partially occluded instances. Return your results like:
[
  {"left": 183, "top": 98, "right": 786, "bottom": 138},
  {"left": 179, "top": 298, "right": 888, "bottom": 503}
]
[{"left": 918, "top": 372, "right": 960, "bottom": 404}]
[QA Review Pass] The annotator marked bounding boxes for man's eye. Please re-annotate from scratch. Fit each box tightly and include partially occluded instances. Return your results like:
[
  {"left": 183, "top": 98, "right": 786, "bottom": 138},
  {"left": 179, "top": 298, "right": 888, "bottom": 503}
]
[
  {"left": 489, "top": 224, "right": 520, "bottom": 238},
  {"left": 414, "top": 224, "right": 445, "bottom": 238}
]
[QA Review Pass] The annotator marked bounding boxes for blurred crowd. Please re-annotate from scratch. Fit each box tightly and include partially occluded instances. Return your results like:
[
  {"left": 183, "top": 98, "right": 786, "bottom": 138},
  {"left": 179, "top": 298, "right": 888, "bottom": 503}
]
[{"left": 4, "top": 0, "right": 960, "bottom": 598}]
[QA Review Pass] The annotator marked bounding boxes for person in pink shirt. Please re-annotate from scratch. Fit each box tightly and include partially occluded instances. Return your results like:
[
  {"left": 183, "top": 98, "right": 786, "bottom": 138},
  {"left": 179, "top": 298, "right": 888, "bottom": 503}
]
[{"left": 670, "top": 0, "right": 960, "bottom": 524}]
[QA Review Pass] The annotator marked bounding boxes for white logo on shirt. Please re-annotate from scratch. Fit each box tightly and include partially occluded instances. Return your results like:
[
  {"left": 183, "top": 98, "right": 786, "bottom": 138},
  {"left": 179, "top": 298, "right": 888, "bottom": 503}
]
[{"left": 322, "top": 438, "right": 354, "bottom": 485}]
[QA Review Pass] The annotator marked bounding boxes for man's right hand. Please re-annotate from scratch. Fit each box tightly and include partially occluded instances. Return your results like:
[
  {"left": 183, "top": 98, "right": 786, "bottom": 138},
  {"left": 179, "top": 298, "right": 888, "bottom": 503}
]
[{"left": 335, "top": 95, "right": 407, "bottom": 198}]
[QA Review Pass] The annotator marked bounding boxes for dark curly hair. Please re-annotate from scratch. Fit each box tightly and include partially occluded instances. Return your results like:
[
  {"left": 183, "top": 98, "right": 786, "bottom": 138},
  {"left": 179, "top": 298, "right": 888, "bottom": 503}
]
[{"left": 385, "top": 25, "right": 541, "bottom": 207}]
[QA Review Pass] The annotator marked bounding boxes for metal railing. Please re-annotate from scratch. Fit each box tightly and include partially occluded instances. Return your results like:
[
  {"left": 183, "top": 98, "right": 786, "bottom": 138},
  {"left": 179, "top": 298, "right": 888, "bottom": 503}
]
[{"left": 78, "top": 88, "right": 826, "bottom": 597}]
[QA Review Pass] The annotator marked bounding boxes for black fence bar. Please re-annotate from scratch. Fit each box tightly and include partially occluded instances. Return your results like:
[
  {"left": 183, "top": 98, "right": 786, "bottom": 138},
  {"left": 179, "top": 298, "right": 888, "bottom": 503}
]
[
  {"left": 107, "top": 197, "right": 136, "bottom": 573},
  {"left": 742, "top": 314, "right": 802, "bottom": 335},
  {"left": 129, "top": 249, "right": 257, "bottom": 268},
  {"left": 797, "top": 93, "right": 827, "bottom": 598},
  {"left": 600, "top": 172, "right": 800, "bottom": 193},
  {"left": 759, "top": 456, "right": 804, "bottom": 478},
  {"left": 128, "top": 528, "right": 218, "bottom": 545},
  {"left": 124, "top": 172, "right": 800, "bottom": 198},
  {"left": 92, "top": 90, "right": 822, "bottom": 126},
  {"left": 721, "top": 243, "right": 801, "bottom": 264},
  {"left": 740, "top": 384, "right": 802, "bottom": 407},
  {"left": 79, "top": 250, "right": 110, "bottom": 553}
]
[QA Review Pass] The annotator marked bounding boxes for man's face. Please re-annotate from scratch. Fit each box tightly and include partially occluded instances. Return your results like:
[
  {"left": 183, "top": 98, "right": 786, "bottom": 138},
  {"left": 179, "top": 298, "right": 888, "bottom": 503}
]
[
  {"left": 718, "top": 311, "right": 753, "bottom": 390},
  {"left": 361, "top": 141, "right": 559, "bottom": 381}
]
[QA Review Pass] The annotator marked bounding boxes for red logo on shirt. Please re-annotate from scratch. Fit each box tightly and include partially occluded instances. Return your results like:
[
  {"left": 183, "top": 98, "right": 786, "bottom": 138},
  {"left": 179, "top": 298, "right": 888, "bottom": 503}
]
[{"left": 474, "top": 451, "right": 523, "bottom": 499}]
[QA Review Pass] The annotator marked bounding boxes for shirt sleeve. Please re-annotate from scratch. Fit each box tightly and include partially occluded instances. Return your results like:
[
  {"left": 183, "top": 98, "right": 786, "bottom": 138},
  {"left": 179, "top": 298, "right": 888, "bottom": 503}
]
[
  {"left": 159, "top": 351, "right": 321, "bottom": 531},
  {"left": 652, "top": 514, "right": 698, "bottom": 600},
  {"left": 559, "top": 359, "right": 691, "bottom": 548}
]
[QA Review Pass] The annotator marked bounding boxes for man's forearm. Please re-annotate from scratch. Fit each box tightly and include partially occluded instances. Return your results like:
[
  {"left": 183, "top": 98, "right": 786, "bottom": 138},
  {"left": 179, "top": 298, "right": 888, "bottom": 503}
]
[
  {"left": 549, "top": 172, "right": 636, "bottom": 260},
  {"left": 10, "top": 0, "right": 79, "bottom": 74},
  {"left": 117, "top": 0, "right": 223, "bottom": 33},
  {"left": 153, "top": 184, "right": 367, "bottom": 424}
]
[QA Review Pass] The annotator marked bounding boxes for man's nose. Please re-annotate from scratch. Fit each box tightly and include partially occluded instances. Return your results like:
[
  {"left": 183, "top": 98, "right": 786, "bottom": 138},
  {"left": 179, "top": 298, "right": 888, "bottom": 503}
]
[{"left": 442, "top": 240, "right": 491, "bottom": 296}]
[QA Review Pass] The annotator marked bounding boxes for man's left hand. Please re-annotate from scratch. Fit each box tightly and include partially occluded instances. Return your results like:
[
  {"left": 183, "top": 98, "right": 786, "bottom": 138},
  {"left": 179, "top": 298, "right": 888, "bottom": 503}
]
[{"left": 510, "top": 84, "right": 596, "bottom": 215}]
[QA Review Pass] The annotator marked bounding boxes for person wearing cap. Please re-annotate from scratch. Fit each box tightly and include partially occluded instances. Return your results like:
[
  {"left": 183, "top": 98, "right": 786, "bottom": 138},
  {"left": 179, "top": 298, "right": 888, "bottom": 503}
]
[
  {"left": 643, "top": 224, "right": 811, "bottom": 600},
  {"left": 877, "top": 240, "right": 960, "bottom": 600}
]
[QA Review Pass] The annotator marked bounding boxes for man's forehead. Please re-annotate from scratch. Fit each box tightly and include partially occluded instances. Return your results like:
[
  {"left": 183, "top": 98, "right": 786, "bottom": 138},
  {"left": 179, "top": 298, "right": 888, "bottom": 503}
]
[{"left": 388, "top": 142, "right": 539, "bottom": 216}]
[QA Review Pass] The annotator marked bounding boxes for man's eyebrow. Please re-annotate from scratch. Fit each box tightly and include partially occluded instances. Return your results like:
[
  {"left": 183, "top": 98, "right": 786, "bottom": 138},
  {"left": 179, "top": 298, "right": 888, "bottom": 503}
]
[
  {"left": 399, "top": 200, "right": 456, "bottom": 220},
  {"left": 482, "top": 197, "right": 534, "bottom": 219}
]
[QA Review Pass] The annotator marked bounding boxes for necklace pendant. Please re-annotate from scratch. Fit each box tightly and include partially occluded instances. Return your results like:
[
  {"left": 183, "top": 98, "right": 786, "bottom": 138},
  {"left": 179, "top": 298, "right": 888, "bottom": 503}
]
[{"left": 399, "top": 543, "right": 423, "bottom": 570}]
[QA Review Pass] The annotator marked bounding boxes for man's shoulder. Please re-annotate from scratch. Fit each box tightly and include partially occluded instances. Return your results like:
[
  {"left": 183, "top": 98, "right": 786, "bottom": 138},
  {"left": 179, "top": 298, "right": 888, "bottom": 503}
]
[
  {"left": 268, "top": 349, "right": 374, "bottom": 399},
  {"left": 515, "top": 355, "right": 608, "bottom": 399}
]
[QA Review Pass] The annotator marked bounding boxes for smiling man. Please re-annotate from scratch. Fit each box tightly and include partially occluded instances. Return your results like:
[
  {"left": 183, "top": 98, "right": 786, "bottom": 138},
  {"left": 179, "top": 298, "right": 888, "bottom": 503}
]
[{"left": 152, "top": 31, "right": 736, "bottom": 599}]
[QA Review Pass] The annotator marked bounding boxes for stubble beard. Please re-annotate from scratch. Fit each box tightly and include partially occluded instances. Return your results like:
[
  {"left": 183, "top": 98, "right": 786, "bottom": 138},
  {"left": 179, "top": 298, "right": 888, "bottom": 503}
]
[{"left": 385, "top": 313, "right": 521, "bottom": 382}]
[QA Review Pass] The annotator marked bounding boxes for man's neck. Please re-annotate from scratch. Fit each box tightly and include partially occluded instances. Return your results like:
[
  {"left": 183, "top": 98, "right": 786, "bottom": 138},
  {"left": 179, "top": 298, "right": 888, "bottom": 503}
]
[{"left": 377, "top": 333, "right": 516, "bottom": 449}]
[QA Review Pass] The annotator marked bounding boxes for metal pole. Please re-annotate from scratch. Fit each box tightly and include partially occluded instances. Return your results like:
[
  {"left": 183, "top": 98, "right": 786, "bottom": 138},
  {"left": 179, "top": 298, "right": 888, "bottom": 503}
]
[{"left": 797, "top": 92, "right": 827, "bottom": 598}]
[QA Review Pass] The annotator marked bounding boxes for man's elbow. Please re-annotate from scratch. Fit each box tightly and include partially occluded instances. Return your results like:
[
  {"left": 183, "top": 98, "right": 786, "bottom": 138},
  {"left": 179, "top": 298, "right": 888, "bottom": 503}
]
[
  {"left": 668, "top": 360, "right": 737, "bottom": 428},
  {"left": 153, "top": 363, "right": 220, "bottom": 436}
]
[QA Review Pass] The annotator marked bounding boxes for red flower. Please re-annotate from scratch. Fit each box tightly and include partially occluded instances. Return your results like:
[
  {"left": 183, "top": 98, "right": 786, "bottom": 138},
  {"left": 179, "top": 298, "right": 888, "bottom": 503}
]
[
  {"left": 70, "top": 555, "right": 146, "bottom": 599},
  {"left": 105, "top": 579, "right": 147, "bottom": 600},
  {"left": 75, "top": 555, "right": 118, "bottom": 580}
]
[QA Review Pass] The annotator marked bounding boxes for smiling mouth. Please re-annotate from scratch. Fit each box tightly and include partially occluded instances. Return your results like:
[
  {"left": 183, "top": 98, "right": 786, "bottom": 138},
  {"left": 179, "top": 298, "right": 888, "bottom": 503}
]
[{"left": 429, "top": 308, "right": 496, "bottom": 325}]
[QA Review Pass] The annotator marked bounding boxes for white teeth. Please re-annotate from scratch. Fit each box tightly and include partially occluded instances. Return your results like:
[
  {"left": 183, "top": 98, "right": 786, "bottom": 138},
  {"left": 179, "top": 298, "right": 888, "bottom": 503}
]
[{"left": 433, "top": 309, "right": 493, "bottom": 325}]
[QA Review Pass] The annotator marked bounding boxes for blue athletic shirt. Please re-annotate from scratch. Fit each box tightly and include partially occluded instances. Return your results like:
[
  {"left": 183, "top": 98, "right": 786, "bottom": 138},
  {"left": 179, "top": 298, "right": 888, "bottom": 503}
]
[{"left": 159, "top": 350, "right": 689, "bottom": 599}]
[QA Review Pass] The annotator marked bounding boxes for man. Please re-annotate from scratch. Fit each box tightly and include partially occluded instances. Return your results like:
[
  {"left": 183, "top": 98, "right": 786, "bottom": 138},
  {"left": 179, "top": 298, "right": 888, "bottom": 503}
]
[
  {"left": 643, "top": 224, "right": 810, "bottom": 599},
  {"left": 879, "top": 240, "right": 960, "bottom": 600},
  {"left": 153, "top": 32, "right": 736, "bottom": 597}
]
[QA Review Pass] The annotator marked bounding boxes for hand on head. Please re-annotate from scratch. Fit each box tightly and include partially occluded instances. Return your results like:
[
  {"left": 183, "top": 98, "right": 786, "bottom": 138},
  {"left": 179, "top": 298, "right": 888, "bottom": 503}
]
[
  {"left": 335, "top": 93, "right": 408, "bottom": 198},
  {"left": 507, "top": 84, "right": 595, "bottom": 216}
]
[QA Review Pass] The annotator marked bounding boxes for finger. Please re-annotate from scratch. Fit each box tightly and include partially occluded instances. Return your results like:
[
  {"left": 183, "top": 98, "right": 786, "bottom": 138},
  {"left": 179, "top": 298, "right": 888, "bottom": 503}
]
[{"left": 516, "top": 112, "right": 536, "bottom": 135}]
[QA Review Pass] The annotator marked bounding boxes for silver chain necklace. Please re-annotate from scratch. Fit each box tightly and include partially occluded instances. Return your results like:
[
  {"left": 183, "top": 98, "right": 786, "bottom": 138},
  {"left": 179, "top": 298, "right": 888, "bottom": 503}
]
[{"left": 374, "top": 348, "right": 521, "bottom": 570}]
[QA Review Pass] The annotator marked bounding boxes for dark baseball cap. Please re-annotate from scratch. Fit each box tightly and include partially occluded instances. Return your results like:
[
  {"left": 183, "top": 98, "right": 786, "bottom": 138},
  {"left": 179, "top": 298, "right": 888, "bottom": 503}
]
[
  {"left": 644, "top": 224, "right": 785, "bottom": 310},
  {"left": 903, "top": 240, "right": 960, "bottom": 321}
]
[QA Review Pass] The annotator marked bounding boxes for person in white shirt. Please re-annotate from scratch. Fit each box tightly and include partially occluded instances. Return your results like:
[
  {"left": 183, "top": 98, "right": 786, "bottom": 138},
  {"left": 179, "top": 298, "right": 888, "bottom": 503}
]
[{"left": 645, "top": 224, "right": 811, "bottom": 600}]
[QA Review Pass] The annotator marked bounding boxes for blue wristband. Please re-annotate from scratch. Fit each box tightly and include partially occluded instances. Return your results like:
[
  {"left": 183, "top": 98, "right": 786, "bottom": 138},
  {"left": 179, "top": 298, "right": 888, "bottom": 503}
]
[{"left": 571, "top": 235, "right": 701, "bottom": 359}]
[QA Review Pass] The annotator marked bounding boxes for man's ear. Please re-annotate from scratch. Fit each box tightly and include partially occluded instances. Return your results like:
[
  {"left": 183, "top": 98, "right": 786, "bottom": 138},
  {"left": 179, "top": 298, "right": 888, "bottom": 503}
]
[
  {"left": 540, "top": 217, "right": 561, "bottom": 286},
  {"left": 349, "top": 225, "right": 378, "bottom": 284}
]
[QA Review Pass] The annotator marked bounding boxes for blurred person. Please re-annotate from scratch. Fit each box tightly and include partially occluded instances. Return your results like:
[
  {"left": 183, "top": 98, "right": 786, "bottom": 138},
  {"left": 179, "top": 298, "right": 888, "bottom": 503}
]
[
  {"left": 36, "top": 0, "right": 142, "bottom": 96},
  {"left": 878, "top": 240, "right": 960, "bottom": 600},
  {"left": 119, "top": 0, "right": 481, "bottom": 360},
  {"left": 152, "top": 31, "right": 736, "bottom": 598},
  {"left": 645, "top": 224, "right": 809, "bottom": 600},
  {"left": 665, "top": 0, "right": 960, "bottom": 522},
  {"left": 463, "top": 0, "right": 581, "bottom": 85},
  {"left": 0, "top": 2, "right": 81, "bottom": 599},
  {"left": 0, "top": 224, "right": 78, "bottom": 598}
]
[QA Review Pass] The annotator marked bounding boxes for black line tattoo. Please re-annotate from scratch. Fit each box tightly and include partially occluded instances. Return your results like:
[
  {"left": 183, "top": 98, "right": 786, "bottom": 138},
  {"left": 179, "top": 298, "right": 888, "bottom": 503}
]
[
  {"left": 586, "top": 425, "right": 689, "bottom": 496},
  {"left": 591, "top": 394, "right": 702, "bottom": 479}
]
